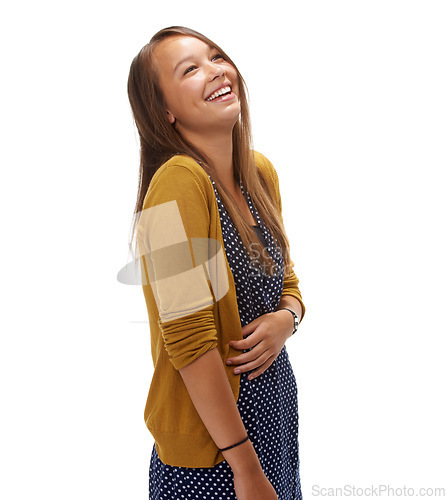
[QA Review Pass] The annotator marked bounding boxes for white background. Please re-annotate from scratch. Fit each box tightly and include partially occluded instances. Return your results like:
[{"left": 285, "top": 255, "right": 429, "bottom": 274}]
[{"left": 1, "top": 1, "right": 445, "bottom": 498}]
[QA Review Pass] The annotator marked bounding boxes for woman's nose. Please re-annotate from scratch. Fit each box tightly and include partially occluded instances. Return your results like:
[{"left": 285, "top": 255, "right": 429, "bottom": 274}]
[{"left": 208, "top": 63, "right": 225, "bottom": 81}]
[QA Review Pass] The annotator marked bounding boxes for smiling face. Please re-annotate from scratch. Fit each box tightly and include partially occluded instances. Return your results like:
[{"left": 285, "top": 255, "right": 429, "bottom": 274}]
[{"left": 152, "top": 35, "right": 241, "bottom": 136}]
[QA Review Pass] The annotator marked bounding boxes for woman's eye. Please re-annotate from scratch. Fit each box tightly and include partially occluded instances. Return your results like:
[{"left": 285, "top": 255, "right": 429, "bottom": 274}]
[
  {"left": 184, "top": 65, "right": 197, "bottom": 75},
  {"left": 183, "top": 55, "right": 224, "bottom": 75}
]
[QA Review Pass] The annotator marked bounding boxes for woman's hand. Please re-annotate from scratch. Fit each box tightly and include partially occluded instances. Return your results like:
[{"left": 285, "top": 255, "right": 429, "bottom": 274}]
[
  {"left": 233, "top": 467, "right": 278, "bottom": 499},
  {"left": 226, "top": 310, "right": 294, "bottom": 380}
]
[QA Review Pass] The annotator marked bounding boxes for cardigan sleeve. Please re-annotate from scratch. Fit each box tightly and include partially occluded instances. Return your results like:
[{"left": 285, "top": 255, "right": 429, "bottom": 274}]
[
  {"left": 137, "top": 164, "right": 219, "bottom": 370},
  {"left": 263, "top": 155, "right": 306, "bottom": 322}
]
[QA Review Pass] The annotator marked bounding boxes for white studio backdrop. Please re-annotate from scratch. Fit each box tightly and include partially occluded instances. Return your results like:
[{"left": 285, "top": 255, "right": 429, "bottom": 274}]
[{"left": 1, "top": 0, "right": 445, "bottom": 498}]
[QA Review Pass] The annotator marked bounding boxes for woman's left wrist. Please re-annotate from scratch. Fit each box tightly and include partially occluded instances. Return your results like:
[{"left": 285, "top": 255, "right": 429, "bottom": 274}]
[{"left": 275, "top": 308, "right": 299, "bottom": 337}]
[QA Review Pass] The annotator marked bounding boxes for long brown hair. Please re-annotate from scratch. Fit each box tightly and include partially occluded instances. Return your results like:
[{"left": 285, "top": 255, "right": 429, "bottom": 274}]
[{"left": 127, "top": 26, "right": 292, "bottom": 277}]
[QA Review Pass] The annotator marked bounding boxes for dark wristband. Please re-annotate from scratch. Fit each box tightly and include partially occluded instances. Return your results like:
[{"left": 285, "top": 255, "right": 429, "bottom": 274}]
[
  {"left": 276, "top": 307, "right": 299, "bottom": 335},
  {"left": 219, "top": 435, "right": 249, "bottom": 452}
]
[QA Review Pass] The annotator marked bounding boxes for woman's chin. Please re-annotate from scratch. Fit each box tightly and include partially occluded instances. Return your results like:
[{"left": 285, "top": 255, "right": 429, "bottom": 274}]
[{"left": 211, "top": 104, "right": 241, "bottom": 127}]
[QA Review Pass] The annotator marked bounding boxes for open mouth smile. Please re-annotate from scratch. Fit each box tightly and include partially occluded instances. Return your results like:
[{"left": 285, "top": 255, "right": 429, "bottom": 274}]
[{"left": 205, "top": 85, "right": 235, "bottom": 102}]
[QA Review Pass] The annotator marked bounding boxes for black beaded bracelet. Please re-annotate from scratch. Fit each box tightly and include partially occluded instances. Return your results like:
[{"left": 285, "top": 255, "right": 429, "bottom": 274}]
[{"left": 219, "top": 435, "right": 249, "bottom": 452}]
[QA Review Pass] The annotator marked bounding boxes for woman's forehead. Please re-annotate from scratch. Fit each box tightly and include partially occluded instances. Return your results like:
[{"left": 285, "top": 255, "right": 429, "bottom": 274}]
[{"left": 154, "top": 36, "right": 213, "bottom": 72}]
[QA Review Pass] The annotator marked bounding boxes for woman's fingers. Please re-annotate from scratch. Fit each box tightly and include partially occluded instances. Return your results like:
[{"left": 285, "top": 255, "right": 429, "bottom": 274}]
[
  {"left": 247, "top": 358, "right": 276, "bottom": 380},
  {"left": 228, "top": 349, "right": 274, "bottom": 376},
  {"left": 227, "top": 313, "right": 288, "bottom": 378},
  {"left": 226, "top": 342, "right": 267, "bottom": 367}
]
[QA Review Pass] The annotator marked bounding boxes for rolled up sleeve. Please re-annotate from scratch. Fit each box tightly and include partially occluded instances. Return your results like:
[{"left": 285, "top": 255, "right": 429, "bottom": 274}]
[
  {"left": 158, "top": 303, "right": 218, "bottom": 370},
  {"left": 137, "top": 164, "right": 220, "bottom": 370}
]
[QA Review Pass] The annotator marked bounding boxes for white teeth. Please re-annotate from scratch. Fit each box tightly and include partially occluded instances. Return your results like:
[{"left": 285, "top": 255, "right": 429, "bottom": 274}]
[{"left": 206, "top": 86, "right": 231, "bottom": 101}]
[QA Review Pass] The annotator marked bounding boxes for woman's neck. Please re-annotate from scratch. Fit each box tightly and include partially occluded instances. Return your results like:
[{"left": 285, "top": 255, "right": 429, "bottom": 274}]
[{"left": 180, "top": 128, "right": 237, "bottom": 192}]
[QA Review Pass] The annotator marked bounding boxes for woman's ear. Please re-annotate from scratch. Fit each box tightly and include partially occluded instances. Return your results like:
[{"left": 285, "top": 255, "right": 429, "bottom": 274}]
[{"left": 166, "top": 110, "right": 176, "bottom": 125}]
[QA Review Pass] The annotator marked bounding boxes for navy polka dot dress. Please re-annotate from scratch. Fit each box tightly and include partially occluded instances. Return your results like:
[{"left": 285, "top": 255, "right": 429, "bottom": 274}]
[{"left": 148, "top": 173, "right": 302, "bottom": 500}]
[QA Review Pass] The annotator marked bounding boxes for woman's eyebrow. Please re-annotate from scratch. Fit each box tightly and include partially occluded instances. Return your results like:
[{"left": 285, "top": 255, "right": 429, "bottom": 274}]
[{"left": 173, "top": 46, "right": 214, "bottom": 74}]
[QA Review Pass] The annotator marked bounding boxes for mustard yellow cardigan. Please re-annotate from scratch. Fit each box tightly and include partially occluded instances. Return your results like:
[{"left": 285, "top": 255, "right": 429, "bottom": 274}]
[{"left": 137, "top": 150, "right": 305, "bottom": 467}]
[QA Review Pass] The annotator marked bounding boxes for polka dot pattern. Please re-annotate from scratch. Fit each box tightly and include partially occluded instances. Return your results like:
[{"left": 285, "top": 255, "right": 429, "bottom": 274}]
[{"left": 148, "top": 174, "right": 302, "bottom": 499}]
